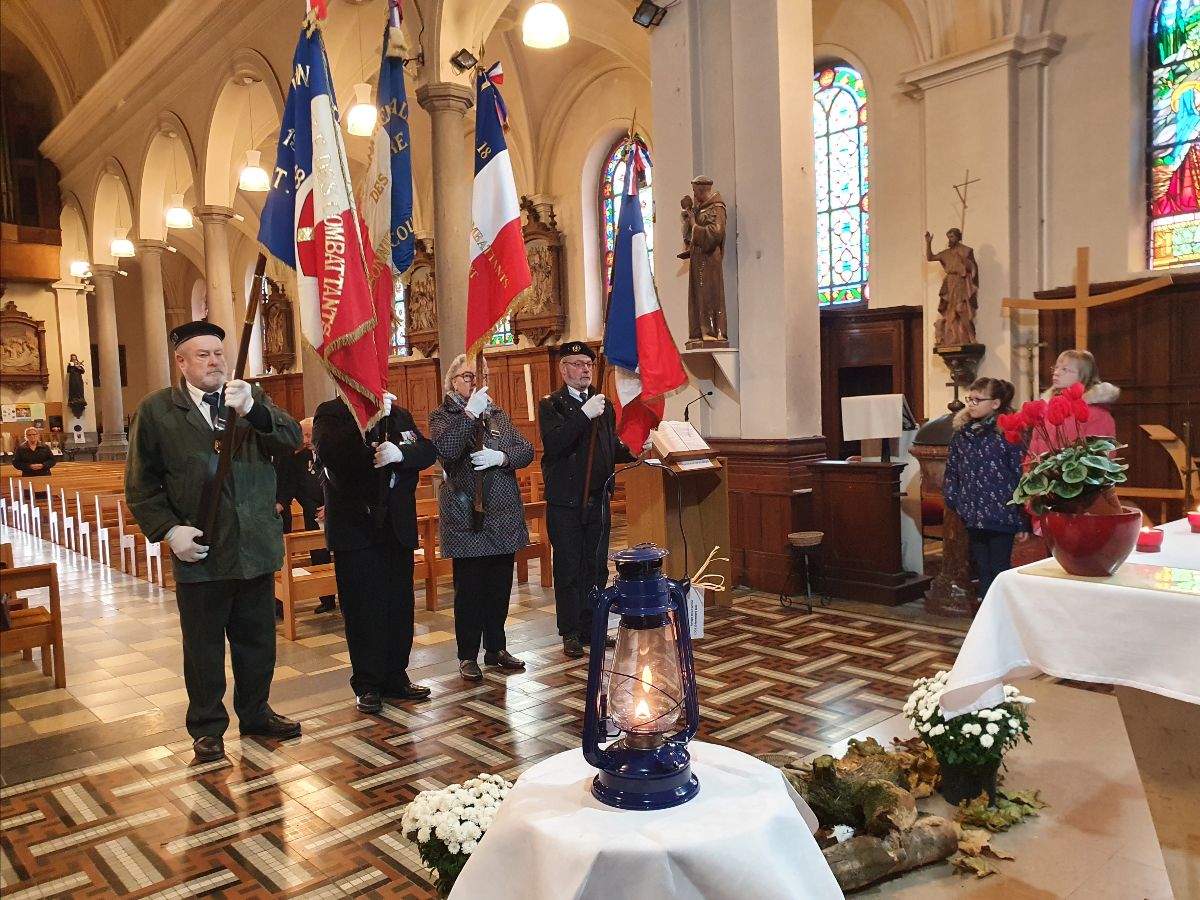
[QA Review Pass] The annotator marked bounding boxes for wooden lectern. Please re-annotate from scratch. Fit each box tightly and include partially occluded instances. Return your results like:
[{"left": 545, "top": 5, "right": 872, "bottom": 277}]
[{"left": 623, "top": 450, "right": 732, "bottom": 607}]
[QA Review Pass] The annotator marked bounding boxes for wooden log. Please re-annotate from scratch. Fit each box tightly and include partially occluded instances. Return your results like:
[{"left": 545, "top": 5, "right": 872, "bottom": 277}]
[{"left": 823, "top": 815, "right": 958, "bottom": 892}]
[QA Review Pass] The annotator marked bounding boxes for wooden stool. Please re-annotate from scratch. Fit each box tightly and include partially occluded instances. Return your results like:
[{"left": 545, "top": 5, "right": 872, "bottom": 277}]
[{"left": 779, "top": 531, "right": 827, "bottom": 614}]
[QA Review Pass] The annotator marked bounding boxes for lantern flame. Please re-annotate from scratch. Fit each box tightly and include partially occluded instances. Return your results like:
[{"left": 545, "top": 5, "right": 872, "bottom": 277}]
[
  {"left": 641, "top": 666, "right": 652, "bottom": 689},
  {"left": 635, "top": 699, "right": 651, "bottom": 722}
]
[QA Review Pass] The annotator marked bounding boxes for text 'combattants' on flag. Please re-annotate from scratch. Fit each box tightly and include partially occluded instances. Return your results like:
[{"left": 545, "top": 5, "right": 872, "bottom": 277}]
[
  {"left": 360, "top": 0, "right": 414, "bottom": 294},
  {"left": 258, "top": 10, "right": 391, "bottom": 429},
  {"left": 603, "top": 141, "right": 687, "bottom": 451},
  {"left": 465, "top": 63, "right": 531, "bottom": 356}
]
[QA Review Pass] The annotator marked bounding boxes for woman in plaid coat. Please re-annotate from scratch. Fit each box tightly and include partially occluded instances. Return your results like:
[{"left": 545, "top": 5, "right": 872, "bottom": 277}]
[{"left": 429, "top": 354, "right": 534, "bottom": 682}]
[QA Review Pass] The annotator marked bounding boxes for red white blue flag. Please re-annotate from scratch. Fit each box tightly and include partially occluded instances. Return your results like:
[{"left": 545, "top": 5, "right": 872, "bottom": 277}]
[
  {"left": 603, "top": 143, "right": 687, "bottom": 450},
  {"left": 258, "top": 6, "right": 390, "bottom": 428},
  {"left": 465, "top": 63, "right": 531, "bottom": 355}
]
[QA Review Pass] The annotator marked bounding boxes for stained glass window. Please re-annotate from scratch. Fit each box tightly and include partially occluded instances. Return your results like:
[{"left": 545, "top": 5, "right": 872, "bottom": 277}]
[
  {"left": 390, "top": 278, "right": 410, "bottom": 357},
  {"left": 1149, "top": 0, "right": 1200, "bottom": 267},
  {"left": 813, "top": 65, "right": 869, "bottom": 305},
  {"left": 488, "top": 314, "right": 514, "bottom": 346},
  {"left": 601, "top": 134, "right": 655, "bottom": 297}
]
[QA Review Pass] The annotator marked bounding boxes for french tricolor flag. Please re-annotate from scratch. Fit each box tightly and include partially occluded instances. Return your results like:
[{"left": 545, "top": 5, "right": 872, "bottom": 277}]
[
  {"left": 258, "top": 6, "right": 390, "bottom": 428},
  {"left": 603, "top": 144, "right": 687, "bottom": 450},
  {"left": 465, "top": 64, "right": 531, "bottom": 354}
]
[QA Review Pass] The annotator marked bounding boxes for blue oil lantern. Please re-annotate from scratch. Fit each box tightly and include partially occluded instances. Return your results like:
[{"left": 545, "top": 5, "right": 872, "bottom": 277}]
[{"left": 582, "top": 544, "right": 700, "bottom": 810}]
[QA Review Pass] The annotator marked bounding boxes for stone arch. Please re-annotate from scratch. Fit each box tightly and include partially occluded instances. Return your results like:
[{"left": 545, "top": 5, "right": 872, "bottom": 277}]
[
  {"left": 203, "top": 49, "right": 285, "bottom": 208},
  {"left": 91, "top": 158, "right": 137, "bottom": 264},
  {"left": 139, "top": 112, "right": 200, "bottom": 242},
  {"left": 60, "top": 193, "right": 91, "bottom": 280}
]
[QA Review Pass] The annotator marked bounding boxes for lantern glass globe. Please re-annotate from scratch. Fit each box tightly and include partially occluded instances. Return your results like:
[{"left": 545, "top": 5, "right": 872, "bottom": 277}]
[{"left": 522, "top": 2, "right": 569, "bottom": 49}]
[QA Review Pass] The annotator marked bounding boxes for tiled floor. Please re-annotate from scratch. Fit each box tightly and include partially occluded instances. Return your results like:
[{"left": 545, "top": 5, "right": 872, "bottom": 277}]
[{"left": 0, "top": 521, "right": 1158, "bottom": 898}]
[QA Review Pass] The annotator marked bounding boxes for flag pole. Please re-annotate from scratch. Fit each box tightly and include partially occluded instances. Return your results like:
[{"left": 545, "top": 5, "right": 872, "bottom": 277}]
[{"left": 580, "top": 111, "right": 638, "bottom": 521}]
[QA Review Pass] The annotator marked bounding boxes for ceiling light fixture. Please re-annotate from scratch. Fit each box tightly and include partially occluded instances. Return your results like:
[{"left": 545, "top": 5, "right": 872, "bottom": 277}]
[
  {"left": 238, "top": 150, "right": 271, "bottom": 192},
  {"left": 522, "top": 2, "right": 569, "bottom": 49},
  {"left": 346, "top": 82, "right": 378, "bottom": 136},
  {"left": 111, "top": 226, "right": 135, "bottom": 258},
  {"left": 69, "top": 260, "right": 91, "bottom": 278},
  {"left": 165, "top": 141, "right": 193, "bottom": 229}
]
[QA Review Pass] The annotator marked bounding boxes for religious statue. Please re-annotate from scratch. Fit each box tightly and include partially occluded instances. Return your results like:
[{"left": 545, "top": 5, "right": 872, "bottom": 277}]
[
  {"left": 66, "top": 353, "right": 87, "bottom": 418},
  {"left": 409, "top": 273, "right": 437, "bottom": 333},
  {"left": 925, "top": 228, "right": 979, "bottom": 347},
  {"left": 264, "top": 303, "right": 288, "bottom": 356},
  {"left": 683, "top": 176, "right": 728, "bottom": 348}
]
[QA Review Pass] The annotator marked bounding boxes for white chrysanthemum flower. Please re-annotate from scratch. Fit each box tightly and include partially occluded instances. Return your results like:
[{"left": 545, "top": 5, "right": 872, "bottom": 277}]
[
  {"left": 1008, "top": 718, "right": 1019, "bottom": 729},
  {"left": 986, "top": 722, "right": 1000, "bottom": 734},
  {"left": 980, "top": 734, "right": 995, "bottom": 748}
]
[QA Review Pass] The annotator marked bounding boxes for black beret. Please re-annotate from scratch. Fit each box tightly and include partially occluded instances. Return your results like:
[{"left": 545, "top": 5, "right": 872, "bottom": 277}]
[
  {"left": 559, "top": 341, "right": 595, "bottom": 361},
  {"left": 170, "top": 320, "right": 225, "bottom": 349}
]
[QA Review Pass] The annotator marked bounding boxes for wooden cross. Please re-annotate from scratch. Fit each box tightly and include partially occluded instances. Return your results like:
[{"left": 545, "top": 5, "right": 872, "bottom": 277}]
[
  {"left": 1001, "top": 247, "right": 1173, "bottom": 350},
  {"left": 953, "top": 169, "right": 981, "bottom": 234}
]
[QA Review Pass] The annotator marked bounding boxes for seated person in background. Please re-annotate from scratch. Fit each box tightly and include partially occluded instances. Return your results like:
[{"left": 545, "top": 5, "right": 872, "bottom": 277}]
[
  {"left": 275, "top": 417, "right": 335, "bottom": 613},
  {"left": 12, "top": 427, "right": 56, "bottom": 476}
]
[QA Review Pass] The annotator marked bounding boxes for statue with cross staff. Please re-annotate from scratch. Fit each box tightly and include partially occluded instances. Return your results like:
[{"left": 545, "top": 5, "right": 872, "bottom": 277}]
[{"left": 925, "top": 170, "right": 982, "bottom": 348}]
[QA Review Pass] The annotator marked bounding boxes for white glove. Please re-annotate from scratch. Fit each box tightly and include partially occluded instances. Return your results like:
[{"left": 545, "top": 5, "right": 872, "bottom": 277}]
[
  {"left": 464, "top": 385, "right": 490, "bottom": 418},
  {"left": 166, "top": 525, "right": 209, "bottom": 563},
  {"left": 643, "top": 437, "right": 654, "bottom": 452},
  {"left": 224, "top": 380, "right": 254, "bottom": 416},
  {"left": 581, "top": 393, "right": 606, "bottom": 420},
  {"left": 470, "top": 447, "right": 506, "bottom": 471},
  {"left": 373, "top": 440, "right": 404, "bottom": 468},
  {"left": 381, "top": 391, "right": 395, "bottom": 417}
]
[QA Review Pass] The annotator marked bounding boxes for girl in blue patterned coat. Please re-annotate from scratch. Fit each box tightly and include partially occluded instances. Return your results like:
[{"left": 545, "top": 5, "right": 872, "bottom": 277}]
[{"left": 943, "top": 377, "right": 1029, "bottom": 599}]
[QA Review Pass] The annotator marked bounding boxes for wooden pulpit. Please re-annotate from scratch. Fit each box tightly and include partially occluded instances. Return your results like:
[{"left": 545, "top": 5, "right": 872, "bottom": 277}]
[
  {"left": 810, "top": 460, "right": 931, "bottom": 606},
  {"left": 623, "top": 458, "right": 733, "bottom": 607}
]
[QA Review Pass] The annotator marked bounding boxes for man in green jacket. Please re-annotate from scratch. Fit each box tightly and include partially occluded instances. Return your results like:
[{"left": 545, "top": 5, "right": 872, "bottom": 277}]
[{"left": 125, "top": 321, "right": 302, "bottom": 763}]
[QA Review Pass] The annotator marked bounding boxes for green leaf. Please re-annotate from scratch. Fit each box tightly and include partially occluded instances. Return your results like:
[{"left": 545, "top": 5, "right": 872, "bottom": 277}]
[
  {"left": 1023, "top": 473, "right": 1050, "bottom": 493},
  {"left": 1061, "top": 462, "right": 1087, "bottom": 483},
  {"left": 1052, "top": 481, "right": 1085, "bottom": 498}
]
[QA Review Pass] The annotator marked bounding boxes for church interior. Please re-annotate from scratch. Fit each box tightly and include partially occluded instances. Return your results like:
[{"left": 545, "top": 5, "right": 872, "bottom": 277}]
[{"left": 1, "top": 1, "right": 1197, "bottom": 897}]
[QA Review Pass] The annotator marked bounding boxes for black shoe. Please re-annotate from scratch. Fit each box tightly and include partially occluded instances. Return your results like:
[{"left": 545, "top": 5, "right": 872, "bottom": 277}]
[
  {"left": 356, "top": 690, "right": 383, "bottom": 714},
  {"left": 459, "top": 659, "right": 483, "bottom": 681},
  {"left": 383, "top": 683, "right": 432, "bottom": 702},
  {"left": 193, "top": 735, "right": 225, "bottom": 762},
  {"left": 314, "top": 598, "right": 336, "bottom": 613},
  {"left": 484, "top": 650, "right": 526, "bottom": 670},
  {"left": 562, "top": 637, "right": 585, "bottom": 659},
  {"left": 240, "top": 713, "right": 302, "bottom": 739}
]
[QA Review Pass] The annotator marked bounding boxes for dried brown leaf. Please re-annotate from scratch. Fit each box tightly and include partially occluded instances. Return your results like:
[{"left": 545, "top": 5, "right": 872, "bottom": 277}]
[{"left": 950, "top": 854, "right": 1001, "bottom": 878}]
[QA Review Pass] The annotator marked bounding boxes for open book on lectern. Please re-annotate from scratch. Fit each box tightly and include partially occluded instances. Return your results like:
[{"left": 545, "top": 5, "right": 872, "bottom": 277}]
[{"left": 651, "top": 421, "right": 718, "bottom": 470}]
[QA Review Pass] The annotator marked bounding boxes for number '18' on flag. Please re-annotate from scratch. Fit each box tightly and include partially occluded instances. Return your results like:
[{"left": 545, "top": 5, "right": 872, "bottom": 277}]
[
  {"left": 603, "top": 143, "right": 687, "bottom": 451},
  {"left": 257, "top": 9, "right": 391, "bottom": 429},
  {"left": 465, "top": 64, "right": 532, "bottom": 355}
]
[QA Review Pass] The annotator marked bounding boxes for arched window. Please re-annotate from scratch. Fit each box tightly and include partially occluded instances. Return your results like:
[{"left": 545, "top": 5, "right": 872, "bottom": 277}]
[
  {"left": 390, "top": 279, "right": 410, "bottom": 357},
  {"left": 600, "top": 134, "right": 655, "bottom": 297},
  {"left": 1149, "top": 0, "right": 1200, "bottom": 268},
  {"left": 813, "top": 65, "right": 868, "bottom": 305}
]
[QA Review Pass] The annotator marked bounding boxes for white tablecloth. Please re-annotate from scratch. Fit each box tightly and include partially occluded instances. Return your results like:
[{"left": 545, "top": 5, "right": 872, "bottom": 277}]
[
  {"left": 449, "top": 741, "right": 843, "bottom": 900},
  {"left": 941, "top": 519, "right": 1200, "bottom": 718}
]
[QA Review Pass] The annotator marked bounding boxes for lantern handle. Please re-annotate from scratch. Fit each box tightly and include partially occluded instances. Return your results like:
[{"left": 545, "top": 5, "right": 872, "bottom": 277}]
[{"left": 582, "top": 584, "right": 623, "bottom": 770}]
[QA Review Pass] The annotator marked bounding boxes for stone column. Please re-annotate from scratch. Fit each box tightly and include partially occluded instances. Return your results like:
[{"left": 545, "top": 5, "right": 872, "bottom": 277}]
[
  {"left": 51, "top": 278, "right": 98, "bottom": 440},
  {"left": 416, "top": 82, "right": 474, "bottom": 362},
  {"left": 196, "top": 205, "right": 238, "bottom": 357},
  {"left": 91, "top": 264, "right": 128, "bottom": 458},
  {"left": 134, "top": 239, "right": 173, "bottom": 390}
]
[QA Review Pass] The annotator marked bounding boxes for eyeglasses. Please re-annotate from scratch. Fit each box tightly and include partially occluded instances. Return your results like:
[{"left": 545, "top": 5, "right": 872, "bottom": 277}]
[
  {"left": 454, "top": 372, "right": 477, "bottom": 383},
  {"left": 563, "top": 360, "right": 594, "bottom": 370},
  {"left": 966, "top": 396, "right": 995, "bottom": 406},
  {"left": 1052, "top": 365, "right": 1079, "bottom": 374}
]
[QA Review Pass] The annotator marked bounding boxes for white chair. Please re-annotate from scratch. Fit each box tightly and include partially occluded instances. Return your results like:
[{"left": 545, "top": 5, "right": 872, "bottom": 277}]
[
  {"left": 15, "top": 479, "right": 31, "bottom": 532},
  {"left": 44, "top": 484, "right": 60, "bottom": 544},
  {"left": 75, "top": 492, "right": 92, "bottom": 560},
  {"left": 59, "top": 487, "right": 77, "bottom": 552},
  {"left": 25, "top": 482, "right": 41, "bottom": 539},
  {"left": 145, "top": 540, "right": 164, "bottom": 585},
  {"left": 94, "top": 496, "right": 111, "bottom": 567},
  {"left": 117, "top": 501, "right": 137, "bottom": 576}
]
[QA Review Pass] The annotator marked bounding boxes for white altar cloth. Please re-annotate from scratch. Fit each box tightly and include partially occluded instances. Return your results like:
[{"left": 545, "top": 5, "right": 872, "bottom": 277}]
[
  {"left": 940, "top": 518, "right": 1200, "bottom": 718},
  {"left": 449, "top": 741, "right": 843, "bottom": 900}
]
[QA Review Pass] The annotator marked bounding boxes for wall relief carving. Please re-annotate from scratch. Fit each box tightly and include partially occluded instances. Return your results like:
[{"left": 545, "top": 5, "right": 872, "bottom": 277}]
[
  {"left": 0, "top": 300, "right": 49, "bottom": 388},
  {"left": 514, "top": 197, "right": 566, "bottom": 346}
]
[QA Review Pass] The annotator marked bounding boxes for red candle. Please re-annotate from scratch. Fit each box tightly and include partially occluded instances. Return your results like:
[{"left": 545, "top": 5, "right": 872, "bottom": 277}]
[
  {"left": 1136, "top": 527, "right": 1164, "bottom": 552},
  {"left": 1189, "top": 508, "right": 1200, "bottom": 533}
]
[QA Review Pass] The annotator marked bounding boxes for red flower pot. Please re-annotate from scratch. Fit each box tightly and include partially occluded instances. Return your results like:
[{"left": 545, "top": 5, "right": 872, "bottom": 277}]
[{"left": 1041, "top": 507, "right": 1143, "bottom": 576}]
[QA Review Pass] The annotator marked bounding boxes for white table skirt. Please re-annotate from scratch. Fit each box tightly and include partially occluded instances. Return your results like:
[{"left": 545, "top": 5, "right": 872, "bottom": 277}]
[
  {"left": 941, "top": 518, "right": 1200, "bottom": 718},
  {"left": 449, "top": 741, "right": 844, "bottom": 900}
]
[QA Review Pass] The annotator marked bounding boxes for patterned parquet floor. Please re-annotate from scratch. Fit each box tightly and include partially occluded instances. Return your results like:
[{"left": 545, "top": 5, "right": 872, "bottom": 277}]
[{"left": 1, "top": 524, "right": 972, "bottom": 898}]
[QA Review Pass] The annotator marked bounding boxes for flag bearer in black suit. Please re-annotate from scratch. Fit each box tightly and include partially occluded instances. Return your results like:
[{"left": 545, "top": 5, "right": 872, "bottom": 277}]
[
  {"left": 125, "top": 321, "right": 303, "bottom": 764},
  {"left": 312, "top": 391, "right": 437, "bottom": 714},
  {"left": 538, "top": 342, "right": 635, "bottom": 659}
]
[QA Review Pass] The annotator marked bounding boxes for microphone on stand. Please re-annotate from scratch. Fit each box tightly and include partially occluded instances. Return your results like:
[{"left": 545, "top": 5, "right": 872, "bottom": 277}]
[{"left": 683, "top": 390, "right": 714, "bottom": 422}]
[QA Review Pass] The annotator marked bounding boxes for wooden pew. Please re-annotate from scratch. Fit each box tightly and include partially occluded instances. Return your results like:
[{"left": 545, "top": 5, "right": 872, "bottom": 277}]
[
  {"left": 273, "top": 530, "right": 338, "bottom": 641},
  {"left": 0, "top": 563, "right": 66, "bottom": 688}
]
